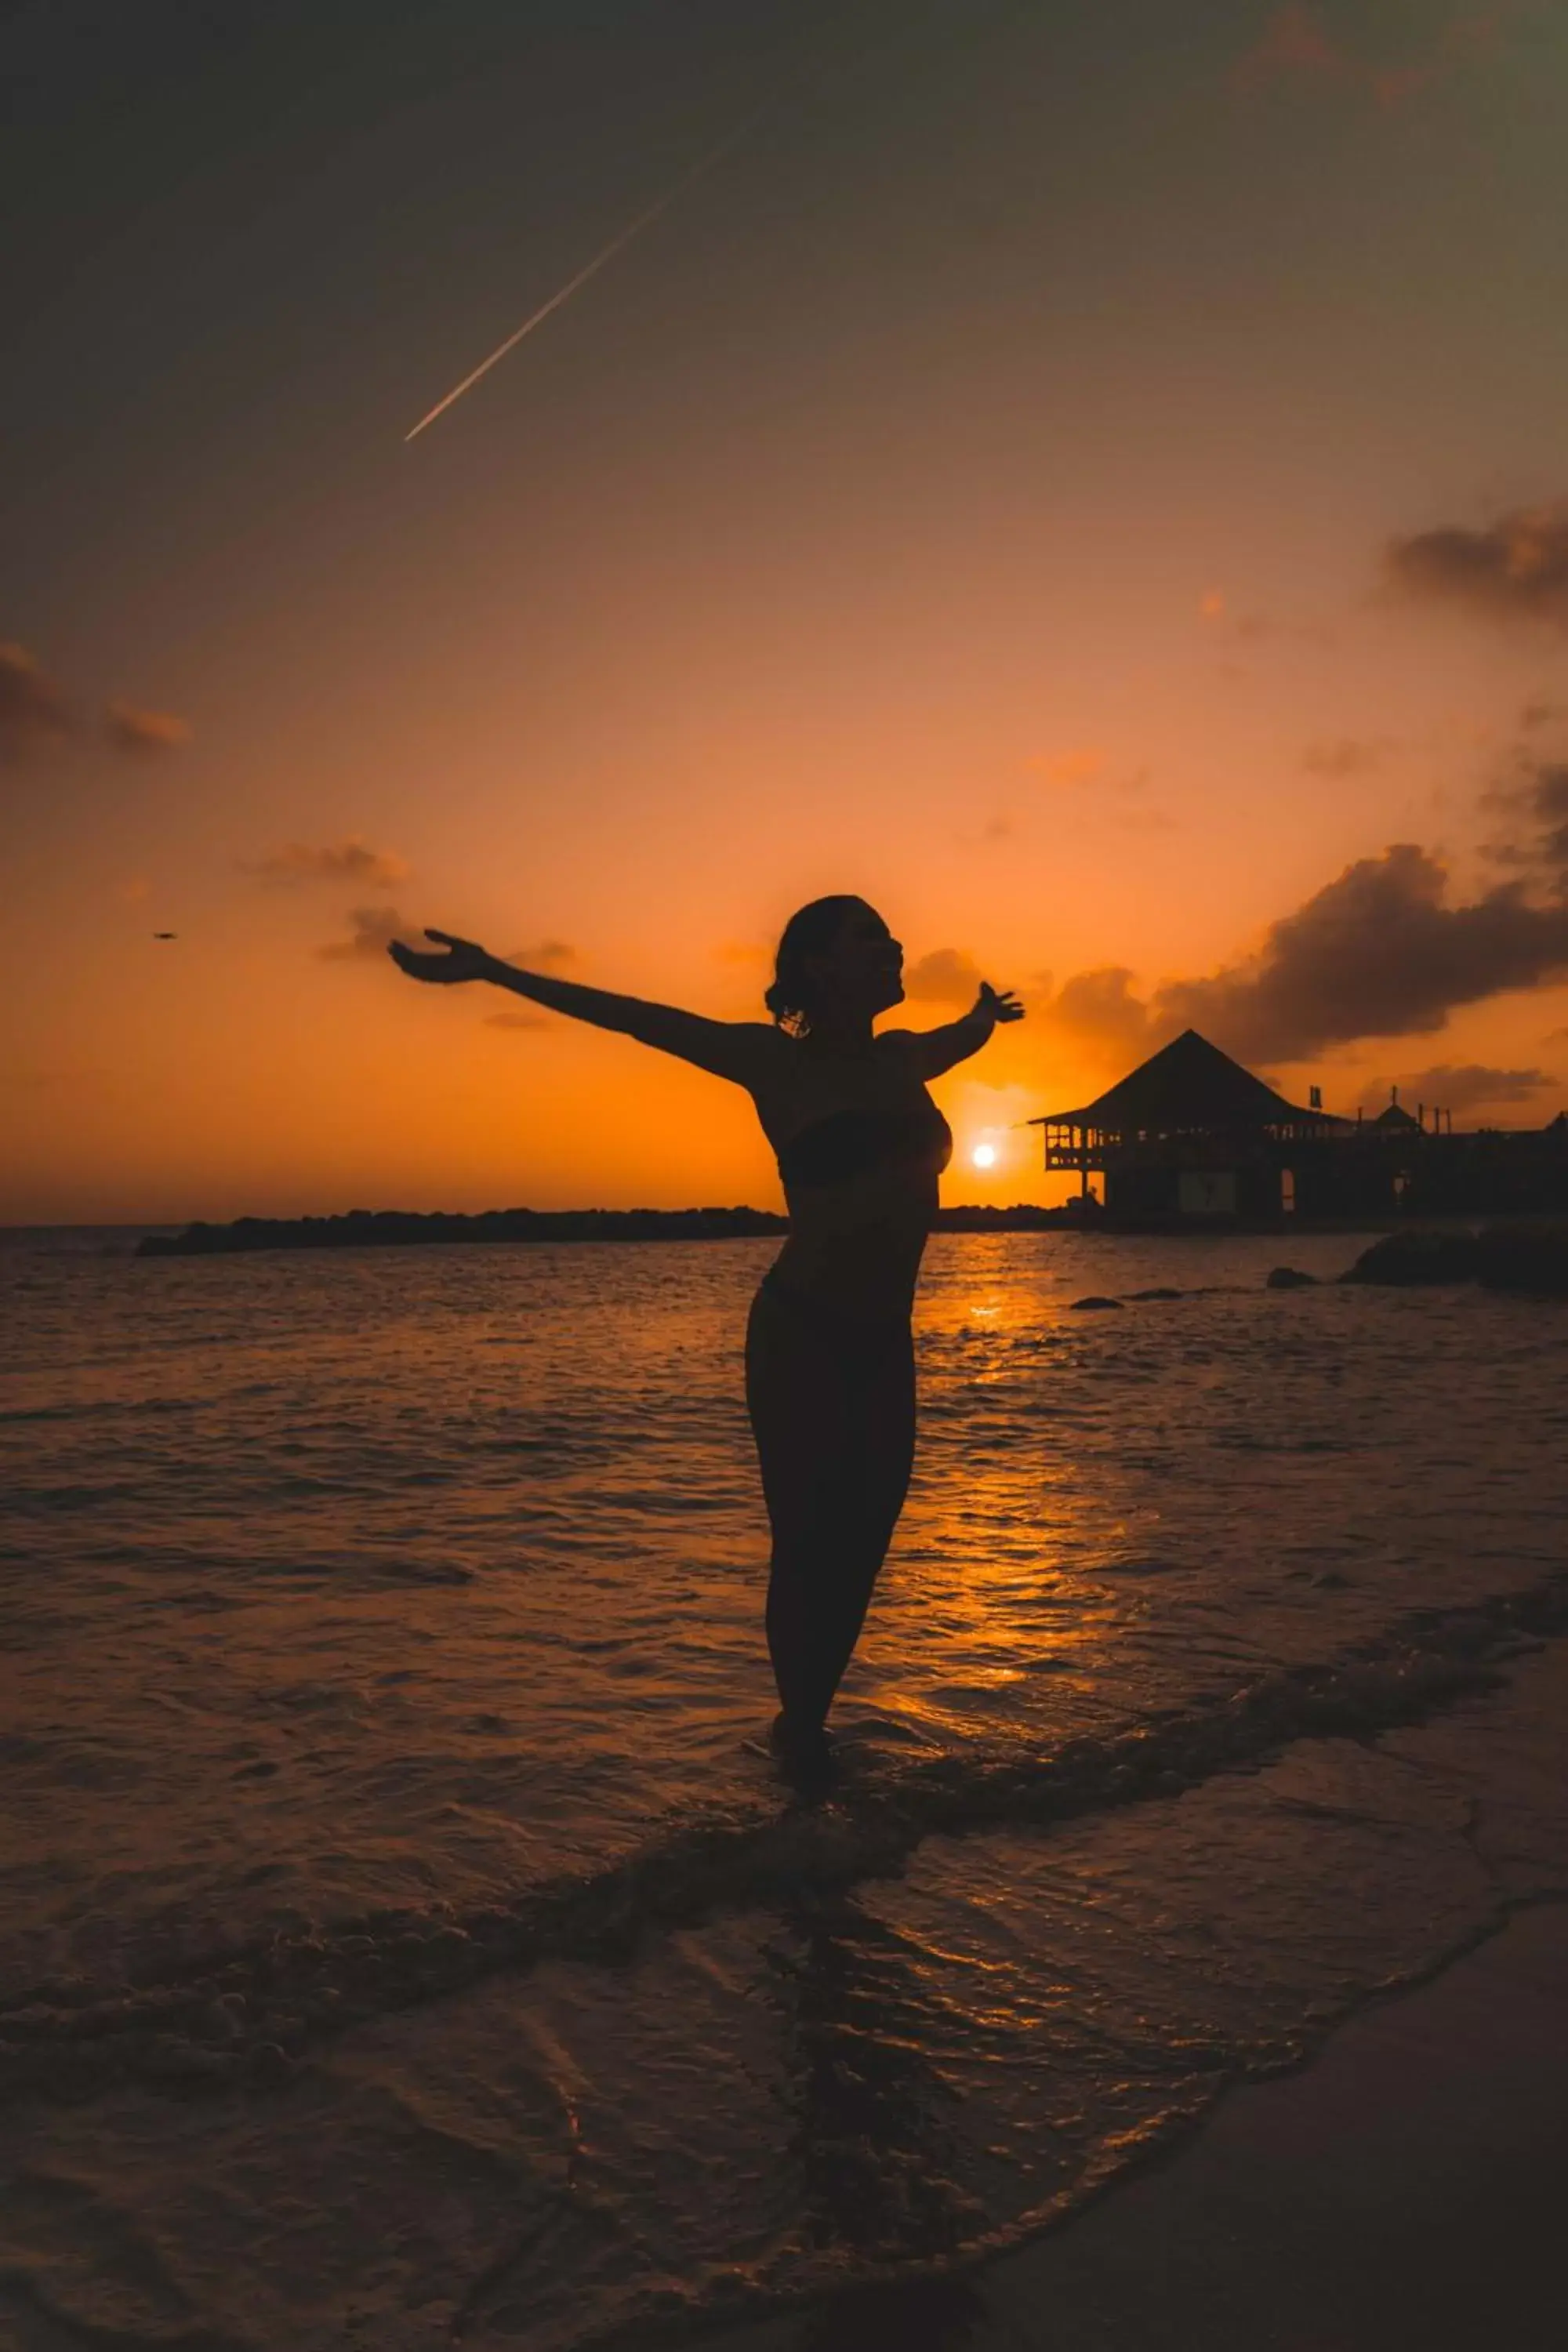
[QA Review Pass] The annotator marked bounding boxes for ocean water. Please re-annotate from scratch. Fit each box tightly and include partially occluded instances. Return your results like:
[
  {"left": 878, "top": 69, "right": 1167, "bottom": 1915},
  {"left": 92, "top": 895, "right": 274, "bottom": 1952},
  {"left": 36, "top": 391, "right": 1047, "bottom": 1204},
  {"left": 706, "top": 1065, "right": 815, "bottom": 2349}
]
[{"left": 2, "top": 1226, "right": 1566, "bottom": 2350}]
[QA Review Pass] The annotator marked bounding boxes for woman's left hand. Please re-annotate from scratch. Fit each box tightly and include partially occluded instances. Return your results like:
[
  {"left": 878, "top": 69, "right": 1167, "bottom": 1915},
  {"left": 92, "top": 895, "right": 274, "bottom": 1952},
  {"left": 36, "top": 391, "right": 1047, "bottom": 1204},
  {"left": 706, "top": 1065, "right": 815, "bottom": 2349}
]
[{"left": 976, "top": 982, "right": 1025, "bottom": 1025}]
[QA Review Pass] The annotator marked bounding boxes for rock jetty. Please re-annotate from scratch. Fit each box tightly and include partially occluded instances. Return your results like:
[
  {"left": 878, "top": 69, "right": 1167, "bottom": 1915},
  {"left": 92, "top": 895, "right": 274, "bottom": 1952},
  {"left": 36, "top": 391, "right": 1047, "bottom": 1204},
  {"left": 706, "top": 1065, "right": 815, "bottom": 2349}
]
[
  {"left": 137, "top": 1207, "right": 788, "bottom": 1257},
  {"left": 136, "top": 1203, "right": 1080, "bottom": 1258},
  {"left": 1340, "top": 1224, "right": 1568, "bottom": 1294}
]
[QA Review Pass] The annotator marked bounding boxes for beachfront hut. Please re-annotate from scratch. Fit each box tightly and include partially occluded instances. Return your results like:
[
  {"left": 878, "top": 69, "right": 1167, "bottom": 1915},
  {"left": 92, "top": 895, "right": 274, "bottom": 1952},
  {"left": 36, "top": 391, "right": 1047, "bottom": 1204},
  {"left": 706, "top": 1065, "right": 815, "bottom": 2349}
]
[
  {"left": 1370, "top": 1091, "right": 1422, "bottom": 1134},
  {"left": 1026, "top": 1029, "right": 1344, "bottom": 1221}
]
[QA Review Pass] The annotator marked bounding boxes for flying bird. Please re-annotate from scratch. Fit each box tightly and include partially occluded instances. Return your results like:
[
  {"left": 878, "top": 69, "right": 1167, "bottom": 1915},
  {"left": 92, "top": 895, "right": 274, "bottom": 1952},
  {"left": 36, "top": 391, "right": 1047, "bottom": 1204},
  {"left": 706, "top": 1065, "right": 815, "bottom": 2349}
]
[
  {"left": 405, "top": 106, "right": 766, "bottom": 442},
  {"left": 153, "top": 931, "right": 177, "bottom": 940}
]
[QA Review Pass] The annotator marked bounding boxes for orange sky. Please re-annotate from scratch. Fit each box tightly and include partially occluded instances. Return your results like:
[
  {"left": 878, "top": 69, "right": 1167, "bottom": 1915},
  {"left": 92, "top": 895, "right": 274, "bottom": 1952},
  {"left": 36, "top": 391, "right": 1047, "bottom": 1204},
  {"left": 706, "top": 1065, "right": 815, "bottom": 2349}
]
[{"left": 4, "top": 1, "right": 1567, "bottom": 1222}]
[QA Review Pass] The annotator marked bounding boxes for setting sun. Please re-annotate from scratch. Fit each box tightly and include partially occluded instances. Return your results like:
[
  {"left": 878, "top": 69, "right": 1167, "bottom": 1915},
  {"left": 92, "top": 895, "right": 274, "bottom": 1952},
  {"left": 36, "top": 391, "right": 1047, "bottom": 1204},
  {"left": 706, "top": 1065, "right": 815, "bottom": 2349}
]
[{"left": 971, "top": 1143, "right": 998, "bottom": 1170}]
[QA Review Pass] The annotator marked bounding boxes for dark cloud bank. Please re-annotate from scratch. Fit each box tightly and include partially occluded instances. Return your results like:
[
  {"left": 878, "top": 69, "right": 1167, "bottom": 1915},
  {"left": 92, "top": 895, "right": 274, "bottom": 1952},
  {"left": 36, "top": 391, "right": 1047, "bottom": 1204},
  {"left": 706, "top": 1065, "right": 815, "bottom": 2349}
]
[
  {"left": 1155, "top": 839, "right": 1568, "bottom": 1063},
  {"left": 1359, "top": 1063, "right": 1557, "bottom": 1116},
  {"left": 924, "top": 760, "right": 1568, "bottom": 1078},
  {"left": 1037, "top": 848, "right": 1568, "bottom": 1073},
  {"left": 1386, "top": 503, "right": 1568, "bottom": 633}
]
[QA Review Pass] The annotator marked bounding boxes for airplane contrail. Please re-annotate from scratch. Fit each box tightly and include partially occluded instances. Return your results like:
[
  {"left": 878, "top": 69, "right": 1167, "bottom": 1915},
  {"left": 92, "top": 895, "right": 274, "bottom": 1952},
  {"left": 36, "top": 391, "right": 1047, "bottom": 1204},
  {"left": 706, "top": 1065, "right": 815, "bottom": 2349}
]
[{"left": 405, "top": 109, "right": 764, "bottom": 442}]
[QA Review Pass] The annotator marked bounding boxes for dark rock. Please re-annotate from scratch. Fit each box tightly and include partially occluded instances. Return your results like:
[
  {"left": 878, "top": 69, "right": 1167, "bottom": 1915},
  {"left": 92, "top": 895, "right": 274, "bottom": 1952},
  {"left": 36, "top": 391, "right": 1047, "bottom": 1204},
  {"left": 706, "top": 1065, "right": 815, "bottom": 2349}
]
[
  {"left": 1069, "top": 1294, "right": 1124, "bottom": 1311},
  {"left": 1127, "top": 1287, "right": 1184, "bottom": 1301},
  {"left": 247, "top": 2042, "right": 293, "bottom": 2086},
  {"left": 1265, "top": 1265, "right": 1317, "bottom": 1290},
  {"left": 1475, "top": 1221, "right": 1568, "bottom": 1296},
  {"left": 1339, "top": 1229, "right": 1479, "bottom": 1286}
]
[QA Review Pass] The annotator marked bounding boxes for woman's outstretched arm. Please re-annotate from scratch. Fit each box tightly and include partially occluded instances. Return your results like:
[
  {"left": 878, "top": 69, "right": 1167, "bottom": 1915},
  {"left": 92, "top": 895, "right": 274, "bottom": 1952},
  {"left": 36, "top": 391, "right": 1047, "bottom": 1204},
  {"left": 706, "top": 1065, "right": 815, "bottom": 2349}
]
[
  {"left": 896, "top": 981, "right": 1025, "bottom": 1079},
  {"left": 389, "top": 928, "right": 780, "bottom": 1084}
]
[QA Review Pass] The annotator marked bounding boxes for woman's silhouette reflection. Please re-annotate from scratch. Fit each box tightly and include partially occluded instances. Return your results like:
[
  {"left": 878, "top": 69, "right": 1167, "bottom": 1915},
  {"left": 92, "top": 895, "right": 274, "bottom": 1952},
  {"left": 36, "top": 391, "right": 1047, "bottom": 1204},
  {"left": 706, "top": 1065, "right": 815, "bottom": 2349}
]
[
  {"left": 390, "top": 896, "right": 1022, "bottom": 1780},
  {"left": 764, "top": 1889, "right": 989, "bottom": 2352}
]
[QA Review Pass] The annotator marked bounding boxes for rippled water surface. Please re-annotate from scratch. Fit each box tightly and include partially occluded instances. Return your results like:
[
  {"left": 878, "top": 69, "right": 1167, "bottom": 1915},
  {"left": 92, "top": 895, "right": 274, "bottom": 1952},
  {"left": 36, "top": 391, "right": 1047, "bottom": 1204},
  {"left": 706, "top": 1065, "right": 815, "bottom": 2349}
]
[{"left": 2, "top": 1227, "right": 1566, "bottom": 2350}]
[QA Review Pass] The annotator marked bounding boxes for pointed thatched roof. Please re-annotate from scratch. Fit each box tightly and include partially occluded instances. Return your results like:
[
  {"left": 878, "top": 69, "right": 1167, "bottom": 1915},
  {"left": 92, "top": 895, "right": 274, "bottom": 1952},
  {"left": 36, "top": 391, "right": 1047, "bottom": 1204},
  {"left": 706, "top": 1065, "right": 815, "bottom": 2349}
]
[
  {"left": 1370, "top": 1100, "right": 1421, "bottom": 1132},
  {"left": 1029, "top": 1029, "right": 1330, "bottom": 1134}
]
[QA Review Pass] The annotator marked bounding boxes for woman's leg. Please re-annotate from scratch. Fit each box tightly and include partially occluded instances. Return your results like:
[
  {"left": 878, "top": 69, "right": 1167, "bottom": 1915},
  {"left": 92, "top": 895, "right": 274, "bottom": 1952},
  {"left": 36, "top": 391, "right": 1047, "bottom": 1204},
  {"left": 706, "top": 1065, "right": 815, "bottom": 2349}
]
[
  {"left": 841, "top": 1327, "right": 917, "bottom": 1606},
  {"left": 746, "top": 1293, "right": 916, "bottom": 1735}
]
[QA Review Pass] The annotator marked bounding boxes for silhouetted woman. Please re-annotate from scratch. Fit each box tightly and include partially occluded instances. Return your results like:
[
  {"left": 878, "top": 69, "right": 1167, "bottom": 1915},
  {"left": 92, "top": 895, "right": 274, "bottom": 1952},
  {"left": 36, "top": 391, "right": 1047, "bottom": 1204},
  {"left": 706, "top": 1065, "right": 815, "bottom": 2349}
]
[{"left": 390, "top": 899, "right": 1022, "bottom": 1775}]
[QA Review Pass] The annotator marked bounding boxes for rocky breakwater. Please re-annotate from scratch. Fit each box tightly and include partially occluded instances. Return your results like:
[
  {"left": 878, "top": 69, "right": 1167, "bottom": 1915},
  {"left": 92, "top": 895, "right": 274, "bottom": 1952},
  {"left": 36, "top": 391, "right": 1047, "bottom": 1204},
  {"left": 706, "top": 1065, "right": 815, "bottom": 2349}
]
[
  {"left": 137, "top": 1207, "right": 789, "bottom": 1256},
  {"left": 1341, "top": 1223, "right": 1568, "bottom": 1295}
]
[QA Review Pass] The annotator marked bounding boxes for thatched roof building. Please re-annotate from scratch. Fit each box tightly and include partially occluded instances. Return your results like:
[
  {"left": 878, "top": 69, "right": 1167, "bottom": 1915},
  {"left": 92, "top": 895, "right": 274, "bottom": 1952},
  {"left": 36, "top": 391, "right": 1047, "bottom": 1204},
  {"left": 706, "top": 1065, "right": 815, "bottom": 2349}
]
[
  {"left": 1027, "top": 1029, "right": 1341, "bottom": 1221},
  {"left": 1028, "top": 1029, "right": 1339, "bottom": 1147},
  {"left": 1027, "top": 1029, "right": 1566, "bottom": 1222}
]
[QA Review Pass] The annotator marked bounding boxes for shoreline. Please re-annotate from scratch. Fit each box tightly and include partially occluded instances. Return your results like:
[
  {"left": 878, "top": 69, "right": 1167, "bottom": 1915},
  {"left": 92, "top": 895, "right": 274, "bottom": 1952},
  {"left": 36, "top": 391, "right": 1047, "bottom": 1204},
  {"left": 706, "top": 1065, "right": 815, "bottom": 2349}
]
[{"left": 695, "top": 1900, "right": 1568, "bottom": 2352}]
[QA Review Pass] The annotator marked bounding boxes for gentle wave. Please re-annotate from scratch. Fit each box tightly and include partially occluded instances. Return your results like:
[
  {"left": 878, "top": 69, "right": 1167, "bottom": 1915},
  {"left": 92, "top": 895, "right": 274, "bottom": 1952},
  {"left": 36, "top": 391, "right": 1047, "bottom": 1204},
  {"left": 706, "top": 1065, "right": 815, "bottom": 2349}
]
[{"left": 3, "top": 1570, "right": 1558, "bottom": 2109}]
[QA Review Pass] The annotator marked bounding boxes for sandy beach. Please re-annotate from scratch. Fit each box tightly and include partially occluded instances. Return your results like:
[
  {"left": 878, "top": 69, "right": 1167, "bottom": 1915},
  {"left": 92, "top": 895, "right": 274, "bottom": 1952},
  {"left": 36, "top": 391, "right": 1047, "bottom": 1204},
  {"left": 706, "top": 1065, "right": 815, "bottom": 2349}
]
[
  {"left": 701, "top": 1639, "right": 1568, "bottom": 2352},
  {"left": 701, "top": 1904, "right": 1568, "bottom": 2352}
]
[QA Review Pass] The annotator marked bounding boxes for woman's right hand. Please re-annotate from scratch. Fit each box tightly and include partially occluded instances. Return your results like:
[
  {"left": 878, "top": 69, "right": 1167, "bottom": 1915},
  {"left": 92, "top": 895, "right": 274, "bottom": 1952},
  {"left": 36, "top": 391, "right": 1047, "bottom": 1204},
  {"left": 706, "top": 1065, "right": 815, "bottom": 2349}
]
[{"left": 387, "top": 927, "right": 493, "bottom": 985}]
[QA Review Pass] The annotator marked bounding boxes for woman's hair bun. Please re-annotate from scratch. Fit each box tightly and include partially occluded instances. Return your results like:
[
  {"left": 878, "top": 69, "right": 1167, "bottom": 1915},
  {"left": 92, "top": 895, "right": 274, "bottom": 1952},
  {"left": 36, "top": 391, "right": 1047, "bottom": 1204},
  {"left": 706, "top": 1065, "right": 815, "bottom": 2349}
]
[{"left": 766, "top": 895, "right": 861, "bottom": 1037}]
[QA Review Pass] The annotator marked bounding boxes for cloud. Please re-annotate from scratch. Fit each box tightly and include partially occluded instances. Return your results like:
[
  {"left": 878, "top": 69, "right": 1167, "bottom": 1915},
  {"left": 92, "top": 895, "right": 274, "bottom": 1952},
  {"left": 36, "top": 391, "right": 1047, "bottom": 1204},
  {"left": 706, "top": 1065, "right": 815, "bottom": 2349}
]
[
  {"left": 1521, "top": 698, "right": 1564, "bottom": 732},
  {"left": 903, "top": 946, "right": 983, "bottom": 1004},
  {"left": 1231, "top": 4, "right": 1515, "bottom": 107},
  {"left": 4, "top": 644, "right": 199, "bottom": 764},
  {"left": 1157, "top": 844, "right": 1568, "bottom": 1060},
  {"left": 1046, "top": 967, "right": 1154, "bottom": 1060},
  {"left": 955, "top": 808, "right": 1022, "bottom": 848},
  {"left": 1021, "top": 750, "right": 1150, "bottom": 808},
  {"left": 1531, "top": 764, "right": 1568, "bottom": 875},
  {"left": 1197, "top": 590, "right": 1279, "bottom": 644},
  {"left": 318, "top": 906, "right": 414, "bottom": 962},
  {"left": 1025, "top": 746, "right": 1106, "bottom": 789},
  {"left": 1044, "top": 841, "right": 1568, "bottom": 1069},
  {"left": 0, "top": 642, "right": 74, "bottom": 761},
  {"left": 105, "top": 701, "right": 191, "bottom": 756},
  {"left": 249, "top": 837, "right": 411, "bottom": 887},
  {"left": 1231, "top": 5, "right": 1346, "bottom": 96},
  {"left": 320, "top": 916, "right": 579, "bottom": 970},
  {"left": 1479, "top": 753, "right": 1568, "bottom": 880},
  {"left": 1303, "top": 735, "right": 1394, "bottom": 779},
  {"left": 481, "top": 941, "right": 579, "bottom": 1027},
  {"left": 1358, "top": 1062, "right": 1558, "bottom": 1116},
  {"left": 1385, "top": 501, "right": 1568, "bottom": 633},
  {"left": 499, "top": 938, "right": 576, "bottom": 973}
]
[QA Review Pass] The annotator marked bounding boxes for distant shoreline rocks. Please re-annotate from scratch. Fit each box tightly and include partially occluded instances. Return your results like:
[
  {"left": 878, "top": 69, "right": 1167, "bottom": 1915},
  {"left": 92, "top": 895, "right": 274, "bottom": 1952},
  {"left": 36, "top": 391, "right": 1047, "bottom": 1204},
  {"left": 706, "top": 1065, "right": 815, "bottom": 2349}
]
[
  {"left": 1341, "top": 1224, "right": 1568, "bottom": 1295},
  {"left": 135, "top": 1203, "right": 1085, "bottom": 1258},
  {"left": 137, "top": 1207, "right": 789, "bottom": 1257}
]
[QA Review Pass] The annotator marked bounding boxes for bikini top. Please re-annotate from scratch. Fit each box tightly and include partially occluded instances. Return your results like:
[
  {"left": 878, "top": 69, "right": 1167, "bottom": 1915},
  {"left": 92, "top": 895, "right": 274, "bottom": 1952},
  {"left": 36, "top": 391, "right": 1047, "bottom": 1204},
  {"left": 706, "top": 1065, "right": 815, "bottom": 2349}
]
[{"left": 775, "top": 1098, "right": 953, "bottom": 1191}]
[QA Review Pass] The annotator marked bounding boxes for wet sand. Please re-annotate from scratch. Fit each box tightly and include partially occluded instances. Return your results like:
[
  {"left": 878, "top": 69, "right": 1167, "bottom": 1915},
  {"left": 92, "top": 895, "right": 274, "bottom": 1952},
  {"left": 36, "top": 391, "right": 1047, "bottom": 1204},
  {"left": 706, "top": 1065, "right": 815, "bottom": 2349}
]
[{"left": 703, "top": 1899, "right": 1568, "bottom": 2352}]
